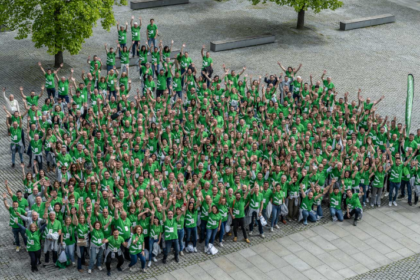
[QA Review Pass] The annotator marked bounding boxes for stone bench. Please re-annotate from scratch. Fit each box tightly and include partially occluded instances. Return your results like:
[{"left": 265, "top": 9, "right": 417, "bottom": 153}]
[
  {"left": 340, "top": 14, "right": 395, "bottom": 31},
  {"left": 102, "top": 49, "right": 180, "bottom": 70},
  {"left": 130, "top": 0, "right": 188, "bottom": 10},
  {"left": 210, "top": 34, "right": 275, "bottom": 52}
]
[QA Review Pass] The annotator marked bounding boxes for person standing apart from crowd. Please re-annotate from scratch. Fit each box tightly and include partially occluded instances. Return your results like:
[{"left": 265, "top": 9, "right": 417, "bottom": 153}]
[
  {"left": 147, "top": 19, "right": 158, "bottom": 54},
  {"left": 117, "top": 21, "right": 128, "bottom": 59},
  {"left": 130, "top": 16, "right": 142, "bottom": 58},
  {"left": 38, "top": 62, "right": 62, "bottom": 100}
]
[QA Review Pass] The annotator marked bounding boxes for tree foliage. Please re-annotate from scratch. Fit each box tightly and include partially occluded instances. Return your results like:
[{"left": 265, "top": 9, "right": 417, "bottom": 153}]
[
  {"left": 0, "top": 0, "right": 127, "bottom": 60},
  {"left": 250, "top": 0, "right": 343, "bottom": 13}
]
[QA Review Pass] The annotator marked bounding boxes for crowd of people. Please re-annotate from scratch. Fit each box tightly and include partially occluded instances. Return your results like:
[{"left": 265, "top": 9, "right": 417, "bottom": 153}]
[{"left": 2, "top": 16, "right": 420, "bottom": 277}]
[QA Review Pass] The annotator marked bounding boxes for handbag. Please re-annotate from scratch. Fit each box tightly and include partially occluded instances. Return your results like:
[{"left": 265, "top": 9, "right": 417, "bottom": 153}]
[{"left": 259, "top": 215, "right": 267, "bottom": 226}]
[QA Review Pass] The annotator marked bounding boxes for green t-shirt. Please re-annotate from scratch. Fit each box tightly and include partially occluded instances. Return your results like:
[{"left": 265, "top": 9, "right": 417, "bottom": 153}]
[
  {"left": 118, "top": 30, "right": 127, "bottom": 44},
  {"left": 232, "top": 198, "right": 245, "bottom": 219},
  {"left": 163, "top": 218, "right": 178, "bottom": 240},
  {"left": 271, "top": 190, "right": 285, "bottom": 206},
  {"left": 300, "top": 196, "right": 315, "bottom": 211},
  {"left": 45, "top": 73, "right": 55, "bottom": 89},
  {"left": 26, "top": 229, "right": 42, "bottom": 252},
  {"left": 131, "top": 26, "right": 141, "bottom": 41},
  {"left": 185, "top": 211, "right": 198, "bottom": 228},
  {"left": 91, "top": 228, "right": 105, "bottom": 247},
  {"left": 8, "top": 207, "right": 25, "bottom": 228},
  {"left": 206, "top": 212, "right": 221, "bottom": 230},
  {"left": 107, "top": 52, "right": 116, "bottom": 66},
  {"left": 330, "top": 192, "right": 342, "bottom": 210},
  {"left": 129, "top": 233, "right": 144, "bottom": 255},
  {"left": 147, "top": 24, "right": 157, "bottom": 39},
  {"left": 390, "top": 164, "right": 403, "bottom": 183},
  {"left": 372, "top": 170, "right": 385, "bottom": 188},
  {"left": 346, "top": 194, "right": 362, "bottom": 210},
  {"left": 107, "top": 235, "right": 125, "bottom": 251},
  {"left": 62, "top": 224, "right": 76, "bottom": 245},
  {"left": 113, "top": 217, "right": 132, "bottom": 240},
  {"left": 58, "top": 80, "right": 69, "bottom": 96}
]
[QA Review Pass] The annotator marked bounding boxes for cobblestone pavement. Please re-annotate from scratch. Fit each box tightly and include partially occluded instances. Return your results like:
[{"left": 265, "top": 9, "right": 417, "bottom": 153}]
[
  {"left": 349, "top": 253, "right": 420, "bottom": 280},
  {"left": 0, "top": 0, "right": 420, "bottom": 279}
]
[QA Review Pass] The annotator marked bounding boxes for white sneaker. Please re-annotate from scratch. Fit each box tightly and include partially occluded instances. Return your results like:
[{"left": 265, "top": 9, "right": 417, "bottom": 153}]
[
  {"left": 16, "top": 246, "right": 20, "bottom": 252},
  {"left": 261, "top": 234, "right": 265, "bottom": 238},
  {"left": 389, "top": 202, "right": 392, "bottom": 207},
  {"left": 275, "top": 225, "right": 280, "bottom": 229},
  {"left": 72, "top": 262, "right": 76, "bottom": 266},
  {"left": 270, "top": 227, "right": 274, "bottom": 232},
  {"left": 219, "top": 242, "right": 224, "bottom": 247},
  {"left": 204, "top": 246, "right": 208, "bottom": 253},
  {"left": 249, "top": 231, "right": 253, "bottom": 236},
  {"left": 98, "top": 266, "right": 103, "bottom": 271},
  {"left": 393, "top": 201, "right": 398, "bottom": 206},
  {"left": 148, "top": 261, "right": 152, "bottom": 267},
  {"left": 194, "top": 247, "right": 197, "bottom": 253},
  {"left": 332, "top": 217, "right": 338, "bottom": 222},
  {"left": 88, "top": 269, "right": 92, "bottom": 274},
  {"left": 152, "top": 257, "right": 157, "bottom": 262},
  {"left": 180, "top": 251, "right": 184, "bottom": 256},
  {"left": 129, "top": 267, "right": 138, "bottom": 272},
  {"left": 366, "top": 198, "right": 369, "bottom": 203}
]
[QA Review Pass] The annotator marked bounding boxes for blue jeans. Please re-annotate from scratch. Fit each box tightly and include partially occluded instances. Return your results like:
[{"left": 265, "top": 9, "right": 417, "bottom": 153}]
[
  {"left": 177, "top": 228, "right": 185, "bottom": 252},
  {"left": 316, "top": 204, "right": 323, "bottom": 217},
  {"left": 330, "top": 208, "right": 344, "bottom": 221},
  {"left": 205, "top": 228, "right": 218, "bottom": 247},
  {"left": 389, "top": 182, "right": 401, "bottom": 202},
  {"left": 77, "top": 246, "right": 86, "bottom": 269},
  {"left": 47, "top": 88, "right": 56, "bottom": 100},
  {"left": 199, "top": 220, "right": 207, "bottom": 241},
  {"left": 118, "top": 43, "right": 126, "bottom": 58},
  {"left": 12, "top": 227, "right": 27, "bottom": 246},
  {"left": 11, "top": 148, "right": 23, "bottom": 164},
  {"left": 360, "top": 184, "right": 367, "bottom": 203},
  {"left": 65, "top": 243, "right": 75, "bottom": 262},
  {"left": 262, "top": 208, "right": 268, "bottom": 222},
  {"left": 129, "top": 252, "right": 146, "bottom": 269},
  {"left": 249, "top": 211, "right": 263, "bottom": 234},
  {"left": 176, "top": 91, "right": 182, "bottom": 101},
  {"left": 163, "top": 239, "right": 179, "bottom": 259},
  {"left": 149, "top": 238, "right": 158, "bottom": 261},
  {"left": 147, "top": 38, "right": 156, "bottom": 49},
  {"left": 271, "top": 204, "right": 282, "bottom": 227},
  {"left": 132, "top": 41, "right": 139, "bottom": 57},
  {"left": 89, "top": 246, "right": 104, "bottom": 269},
  {"left": 107, "top": 65, "right": 113, "bottom": 73},
  {"left": 185, "top": 227, "right": 197, "bottom": 247},
  {"left": 166, "top": 77, "right": 172, "bottom": 94},
  {"left": 302, "top": 210, "right": 317, "bottom": 224},
  {"left": 401, "top": 180, "right": 412, "bottom": 202},
  {"left": 219, "top": 221, "right": 226, "bottom": 242},
  {"left": 151, "top": 63, "right": 160, "bottom": 78}
]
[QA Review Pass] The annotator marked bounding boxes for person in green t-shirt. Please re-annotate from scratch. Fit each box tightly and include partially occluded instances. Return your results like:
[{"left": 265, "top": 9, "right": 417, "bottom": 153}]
[
  {"left": 247, "top": 185, "right": 264, "bottom": 236},
  {"left": 88, "top": 220, "right": 106, "bottom": 273},
  {"left": 17, "top": 222, "right": 46, "bottom": 272},
  {"left": 19, "top": 86, "right": 44, "bottom": 107},
  {"left": 117, "top": 21, "right": 128, "bottom": 58},
  {"left": 230, "top": 191, "right": 250, "bottom": 243},
  {"left": 3, "top": 194, "right": 27, "bottom": 251},
  {"left": 300, "top": 184, "right": 325, "bottom": 225},
  {"left": 162, "top": 209, "right": 179, "bottom": 263},
  {"left": 103, "top": 229, "right": 128, "bottom": 276},
  {"left": 130, "top": 16, "right": 142, "bottom": 58},
  {"left": 146, "top": 19, "right": 158, "bottom": 49},
  {"left": 127, "top": 225, "right": 146, "bottom": 272},
  {"left": 329, "top": 179, "right": 344, "bottom": 222},
  {"left": 344, "top": 188, "right": 364, "bottom": 226},
  {"left": 205, "top": 204, "right": 221, "bottom": 251},
  {"left": 105, "top": 43, "right": 118, "bottom": 73},
  {"left": 118, "top": 42, "right": 134, "bottom": 76},
  {"left": 389, "top": 148, "right": 416, "bottom": 206},
  {"left": 38, "top": 61, "right": 62, "bottom": 100}
]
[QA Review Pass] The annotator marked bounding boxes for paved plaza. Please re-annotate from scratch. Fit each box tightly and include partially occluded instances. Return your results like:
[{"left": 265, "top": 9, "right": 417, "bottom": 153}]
[{"left": 1, "top": 0, "right": 420, "bottom": 279}]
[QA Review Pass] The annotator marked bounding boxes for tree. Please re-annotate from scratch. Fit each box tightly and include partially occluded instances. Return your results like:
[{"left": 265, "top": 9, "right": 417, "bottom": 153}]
[
  {"left": 0, "top": 0, "right": 127, "bottom": 67},
  {"left": 250, "top": 0, "right": 343, "bottom": 29}
]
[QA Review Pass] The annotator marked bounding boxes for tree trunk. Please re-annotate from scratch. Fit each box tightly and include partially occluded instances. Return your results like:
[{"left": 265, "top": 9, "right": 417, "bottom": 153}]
[
  {"left": 297, "top": 9, "right": 305, "bottom": 29},
  {"left": 54, "top": 51, "right": 63, "bottom": 68}
]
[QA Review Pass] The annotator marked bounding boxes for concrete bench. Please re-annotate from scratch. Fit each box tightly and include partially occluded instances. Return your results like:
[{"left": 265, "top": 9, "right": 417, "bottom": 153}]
[
  {"left": 340, "top": 14, "right": 395, "bottom": 31},
  {"left": 210, "top": 34, "right": 275, "bottom": 52},
  {"left": 102, "top": 49, "right": 180, "bottom": 70},
  {"left": 130, "top": 0, "right": 188, "bottom": 10}
]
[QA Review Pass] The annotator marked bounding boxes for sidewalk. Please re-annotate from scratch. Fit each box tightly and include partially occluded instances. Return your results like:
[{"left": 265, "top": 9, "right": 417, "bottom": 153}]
[{"left": 146, "top": 203, "right": 420, "bottom": 280}]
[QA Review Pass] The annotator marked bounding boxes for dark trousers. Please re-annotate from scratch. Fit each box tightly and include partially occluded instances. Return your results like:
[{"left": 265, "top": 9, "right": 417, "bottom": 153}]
[
  {"left": 12, "top": 227, "right": 27, "bottom": 246},
  {"left": 45, "top": 250, "right": 58, "bottom": 264},
  {"left": 163, "top": 239, "right": 179, "bottom": 260},
  {"left": 249, "top": 211, "right": 263, "bottom": 234},
  {"left": 105, "top": 254, "right": 124, "bottom": 272},
  {"left": 233, "top": 217, "right": 247, "bottom": 239},
  {"left": 122, "top": 238, "right": 131, "bottom": 261},
  {"left": 344, "top": 208, "right": 361, "bottom": 221},
  {"left": 29, "top": 249, "right": 41, "bottom": 270},
  {"left": 199, "top": 220, "right": 207, "bottom": 241},
  {"left": 47, "top": 88, "right": 56, "bottom": 100},
  {"left": 77, "top": 246, "right": 86, "bottom": 269}
]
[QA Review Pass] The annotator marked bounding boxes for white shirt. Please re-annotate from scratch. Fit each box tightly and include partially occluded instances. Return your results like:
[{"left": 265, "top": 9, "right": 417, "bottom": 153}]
[{"left": 3, "top": 91, "right": 20, "bottom": 113}]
